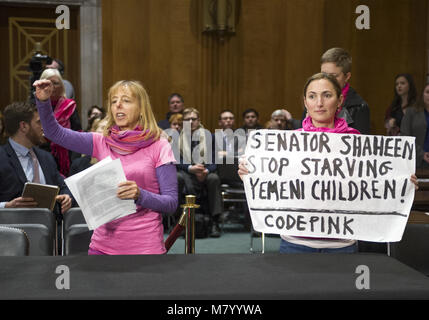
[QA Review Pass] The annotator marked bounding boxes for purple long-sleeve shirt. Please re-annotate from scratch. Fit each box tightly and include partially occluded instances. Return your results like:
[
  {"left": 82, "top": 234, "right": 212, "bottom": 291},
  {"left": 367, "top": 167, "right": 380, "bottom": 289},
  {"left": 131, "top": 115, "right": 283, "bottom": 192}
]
[{"left": 36, "top": 98, "right": 178, "bottom": 215}]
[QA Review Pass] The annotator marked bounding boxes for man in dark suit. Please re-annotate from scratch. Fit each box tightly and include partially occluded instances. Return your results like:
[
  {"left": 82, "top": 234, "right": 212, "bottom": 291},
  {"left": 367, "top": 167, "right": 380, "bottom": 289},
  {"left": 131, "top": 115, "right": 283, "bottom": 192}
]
[{"left": 0, "top": 101, "right": 72, "bottom": 213}]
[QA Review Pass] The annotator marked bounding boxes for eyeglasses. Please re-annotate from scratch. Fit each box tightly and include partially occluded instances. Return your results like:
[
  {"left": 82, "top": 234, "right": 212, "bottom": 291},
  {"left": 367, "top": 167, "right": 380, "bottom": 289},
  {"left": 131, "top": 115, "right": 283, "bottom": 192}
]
[
  {"left": 221, "top": 117, "right": 234, "bottom": 120},
  {"left": 184, "top": 117, "right": 199, "bottom": 122}
]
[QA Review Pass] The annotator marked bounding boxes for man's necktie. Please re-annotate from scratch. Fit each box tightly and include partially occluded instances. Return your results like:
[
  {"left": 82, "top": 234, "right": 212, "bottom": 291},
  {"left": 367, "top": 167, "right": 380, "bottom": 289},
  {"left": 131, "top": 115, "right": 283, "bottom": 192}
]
[{"left": 28, "top": 149, "right": 40, "bottom": 183}]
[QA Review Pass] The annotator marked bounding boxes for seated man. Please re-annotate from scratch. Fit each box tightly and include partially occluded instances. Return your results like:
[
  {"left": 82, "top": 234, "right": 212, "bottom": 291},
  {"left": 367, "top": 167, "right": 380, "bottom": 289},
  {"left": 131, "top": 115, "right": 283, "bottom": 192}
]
[
  {"left": 215, "top": 110, "right": 251, "bottom": 231},
  {"left": 270, "top": 109, "right": 299, "bottom": 130},
  {"left": 176, "top": 108, "right": 222, "bottom": 238},
  {"left": 241, "top": 108, "right": 263, "bottom": 137},
  {"left": 0, "top": 101, "right": 73, "bottom": 214},
  {"left": 214, "top": 109, "right": 244, "bottom": 187}
]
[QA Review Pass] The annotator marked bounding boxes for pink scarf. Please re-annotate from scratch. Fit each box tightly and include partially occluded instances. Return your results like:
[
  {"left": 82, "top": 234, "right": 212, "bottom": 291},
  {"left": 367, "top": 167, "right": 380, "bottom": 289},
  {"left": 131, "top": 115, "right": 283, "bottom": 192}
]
[
  {"left": 51, "top": 97, "right": 77, "bottom": 177},
  {"left": 338, "top": 83, "right": 350, "bottom": 113},
  {"left": 105, "top": 125, "right": 155, "bottom": 155},
  {"left": 301, "top": 116, "right": 360, "bottom": 134}
]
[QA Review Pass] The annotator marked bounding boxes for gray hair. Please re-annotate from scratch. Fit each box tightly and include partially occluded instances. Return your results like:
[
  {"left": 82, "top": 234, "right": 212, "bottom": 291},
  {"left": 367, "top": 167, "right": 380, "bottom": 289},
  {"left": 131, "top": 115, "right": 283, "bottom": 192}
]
[{"left": 271, "top": 109, "right": 285, "bottom": 119}]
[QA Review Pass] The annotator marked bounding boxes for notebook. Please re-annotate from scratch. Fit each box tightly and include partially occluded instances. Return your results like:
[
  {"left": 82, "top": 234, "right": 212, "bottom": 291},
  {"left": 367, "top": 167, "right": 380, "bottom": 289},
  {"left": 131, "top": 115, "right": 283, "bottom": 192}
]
[{"left": 21, "top": 182, "right": 60, "bottom": 211}]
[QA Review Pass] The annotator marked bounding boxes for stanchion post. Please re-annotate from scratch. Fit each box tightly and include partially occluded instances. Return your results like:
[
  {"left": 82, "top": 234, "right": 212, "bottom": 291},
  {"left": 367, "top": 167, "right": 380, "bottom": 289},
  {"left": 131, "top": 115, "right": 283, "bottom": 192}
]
[{"left": 181, "top": 195, "right": 200, "bottom": 254}]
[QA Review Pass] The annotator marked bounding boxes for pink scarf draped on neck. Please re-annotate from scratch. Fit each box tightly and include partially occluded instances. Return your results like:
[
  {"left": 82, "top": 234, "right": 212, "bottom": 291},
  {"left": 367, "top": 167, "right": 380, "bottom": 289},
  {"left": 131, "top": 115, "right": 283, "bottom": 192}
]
[
  {"left": 51, "top": 97, "right": 77, "bottom": 177},
  {"left": 338, "top": 83, "right": 350, "bottom": 112},
  {"left": 301, "top": 116, "right": 360, "bottom": 134},
  {"left": 105, "top": 125, "right": 155, "bottom": 155}
]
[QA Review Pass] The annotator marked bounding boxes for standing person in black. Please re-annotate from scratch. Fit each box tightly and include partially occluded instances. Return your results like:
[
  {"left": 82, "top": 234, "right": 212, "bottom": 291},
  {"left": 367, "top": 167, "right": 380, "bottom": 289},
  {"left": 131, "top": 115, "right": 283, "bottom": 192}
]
[
  {"left": 158, "top": 93, "right": 185, "bottom": 130},
  {"left": 292, "top": 48, "right": 371, "bottom": 134},
  {"left": 319, "top": 48, "right": 370, "bottom": 134}
]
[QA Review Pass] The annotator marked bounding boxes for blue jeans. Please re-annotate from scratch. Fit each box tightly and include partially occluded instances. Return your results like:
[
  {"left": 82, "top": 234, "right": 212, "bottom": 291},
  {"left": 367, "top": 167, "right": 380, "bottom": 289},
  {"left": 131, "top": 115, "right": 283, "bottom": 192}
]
[{"left": 279, "top": 239, "right": 358, "bottom": 253}]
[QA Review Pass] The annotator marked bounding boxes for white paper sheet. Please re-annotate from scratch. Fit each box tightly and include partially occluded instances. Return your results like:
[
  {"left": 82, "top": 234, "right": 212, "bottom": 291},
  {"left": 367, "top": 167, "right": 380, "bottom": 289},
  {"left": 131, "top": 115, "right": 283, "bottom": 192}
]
[{"left": 65, "top": 156, "right": 137, "bottom": 230}]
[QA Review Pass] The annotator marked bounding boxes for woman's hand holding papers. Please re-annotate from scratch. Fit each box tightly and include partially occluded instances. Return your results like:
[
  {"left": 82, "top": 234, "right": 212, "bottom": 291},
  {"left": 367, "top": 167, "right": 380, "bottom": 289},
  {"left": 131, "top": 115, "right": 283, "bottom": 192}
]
[{"left": 117, "top": 181, "right": 141, "bottom": 201}]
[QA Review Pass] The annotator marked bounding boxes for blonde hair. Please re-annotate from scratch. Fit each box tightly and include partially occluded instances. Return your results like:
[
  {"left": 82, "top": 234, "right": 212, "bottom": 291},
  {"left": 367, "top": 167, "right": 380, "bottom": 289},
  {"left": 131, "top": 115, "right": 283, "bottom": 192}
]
[
  {"left": 104, "top": 80, "right": 161, "bottom": 140},
  {"left": 169, "top": 113, "right": 183, "bottom": 124},
  {"left": 180, "top": 107, "right": 210, "bottom": 163},
  {"left": 40, "top": 68, "right": 66, "bottom": 98}
]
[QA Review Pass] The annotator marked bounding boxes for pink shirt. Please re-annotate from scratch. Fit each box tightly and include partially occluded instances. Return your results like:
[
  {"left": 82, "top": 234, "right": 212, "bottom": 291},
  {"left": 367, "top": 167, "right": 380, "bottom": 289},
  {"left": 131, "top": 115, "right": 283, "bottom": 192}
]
[{"left": 89, "top": 134, "right": 176, "bottom": 255}]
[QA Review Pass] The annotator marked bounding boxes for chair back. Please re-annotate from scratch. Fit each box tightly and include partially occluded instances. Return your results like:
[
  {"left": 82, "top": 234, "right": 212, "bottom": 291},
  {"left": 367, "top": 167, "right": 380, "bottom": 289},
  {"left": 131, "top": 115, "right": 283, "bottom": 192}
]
[
  {"left": 0, "top": 208, "right": 56, "bottom": 255},
  {"left": 62, "top": 208, "right": 92, "bottom": 255},
  {"left": 63, "top": 207, "right": 87, "bottom": 230},
  {"left": 0, "top": 226, "right": 29, "bottom": 256}
]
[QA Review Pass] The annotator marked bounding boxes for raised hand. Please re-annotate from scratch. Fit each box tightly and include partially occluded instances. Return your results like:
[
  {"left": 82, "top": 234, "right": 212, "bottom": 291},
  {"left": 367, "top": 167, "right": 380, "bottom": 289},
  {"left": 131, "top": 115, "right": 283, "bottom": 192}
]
[{"left": 33, "top": 79, "right": 54, "bottom": 102}]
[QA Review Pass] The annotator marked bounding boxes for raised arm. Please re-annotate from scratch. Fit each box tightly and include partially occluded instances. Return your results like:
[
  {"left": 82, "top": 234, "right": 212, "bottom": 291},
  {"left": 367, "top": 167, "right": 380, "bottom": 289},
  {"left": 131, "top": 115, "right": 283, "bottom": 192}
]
[{"left": 33, "top": 79, "right": 93, "bottom": 155}]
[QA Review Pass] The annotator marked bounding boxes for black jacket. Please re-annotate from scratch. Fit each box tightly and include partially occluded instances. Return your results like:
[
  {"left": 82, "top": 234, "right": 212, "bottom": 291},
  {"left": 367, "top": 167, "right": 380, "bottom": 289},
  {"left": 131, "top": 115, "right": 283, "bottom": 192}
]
[
  {"left": 339, "top": 86, "right": 370, "bottom": 134},
  {"left": 0, "top": 142, "right": 73, "bottom": 206}
]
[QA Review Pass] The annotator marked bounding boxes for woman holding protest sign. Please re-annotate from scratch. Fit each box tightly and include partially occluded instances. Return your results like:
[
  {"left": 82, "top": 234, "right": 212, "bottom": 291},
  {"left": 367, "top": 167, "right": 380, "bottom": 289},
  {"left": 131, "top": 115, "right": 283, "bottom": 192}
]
[
  {"left": 33, "top": 79, "right": 178, "bottom": 255},
  {"left": 238, "top": 73, "right": 418, "bottom": 253}
]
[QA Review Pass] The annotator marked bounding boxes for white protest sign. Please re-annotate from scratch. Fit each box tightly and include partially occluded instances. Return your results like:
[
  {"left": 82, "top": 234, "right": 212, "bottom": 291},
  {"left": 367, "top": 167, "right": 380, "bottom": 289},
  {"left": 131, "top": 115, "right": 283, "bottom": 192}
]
[{"left": 243, "top": 130, "right": 416, "bottom": 242}]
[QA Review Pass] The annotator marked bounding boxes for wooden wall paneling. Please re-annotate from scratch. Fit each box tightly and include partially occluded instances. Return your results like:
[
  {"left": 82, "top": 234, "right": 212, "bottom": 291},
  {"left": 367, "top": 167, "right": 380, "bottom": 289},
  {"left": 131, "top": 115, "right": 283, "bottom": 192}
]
[
  {"left": 283, "top": 0, "right": 326, "bottom": 123},
  {"left": 323, "top": 0, "right": 428, "bottom": 135},
  {"left": 101, "top": 0, "right": 112, "bottom": 106},
  {"left": 238, "top": 0, "right": 284, "bottom": 127},
  {"left": 0, "top": 4, "right": 80, "bottom": 115},
  {"left": 101, "top": 0, "right": 427, "bottom": 134}
]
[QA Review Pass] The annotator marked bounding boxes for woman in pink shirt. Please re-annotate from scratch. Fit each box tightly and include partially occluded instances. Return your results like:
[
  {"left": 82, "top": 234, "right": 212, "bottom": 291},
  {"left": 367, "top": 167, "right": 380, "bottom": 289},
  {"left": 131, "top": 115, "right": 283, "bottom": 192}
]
[
  {"left": 33, "top": 79, "right": 178, "bottom": 255},
  {"left": 239, "top": 73, "right": 418, "bottom": 253}
]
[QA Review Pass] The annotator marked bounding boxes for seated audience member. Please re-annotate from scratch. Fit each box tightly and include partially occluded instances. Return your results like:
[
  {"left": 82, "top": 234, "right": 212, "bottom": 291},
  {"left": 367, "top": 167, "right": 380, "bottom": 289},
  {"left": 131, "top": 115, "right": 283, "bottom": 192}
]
[
  {"left": 86, "top": 105, "right": 105, "bottom": 131},
  {"left": 0, "top": 111, "right": 6, "bottom": 145},
  {"left": 241, "top": 108, "right": 263, "bottom": 137},
  {"left": 297, "top": 48, "right": 370, "bottom": 134},
  {"left": 238, "top": 73, "right": 418, "bottom": 253},
  {"left": 215, "top": 110, "right": 244, "bottom": 186},
  {"left": 177, "top": 108, "right": 222, "bottom": 237},
  {"left": 270, "top": 109, "right": 296, "bottom": 130},
  {"left": 216, "top": 109, "right": 236, "bottom": 158},
  {"left": 385, "top": 73, "right": 417, "bottom": 136},
  {"left": 158, "top": 93, "right": 185, "bottom": 130},
  {"left": 69, "top": 118, "right": 108, "bottom": 175},
  {"left": 216, "top": 110, "right": 251, "bottom": 230},
  {"left": 0, "top": 101, "right": 73, "bottom": 214},
  {"left": 169, "top": 113, "right": 183, "bottom": 132},
  {"left": 39, "top": 68, "right": 82, "bottom": 177},
  {"left": 400, "top": 83, "right": 429, "bottom": 168},
  {"left": 45, "top": 58, "right": 75, "bottom": 100}
]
